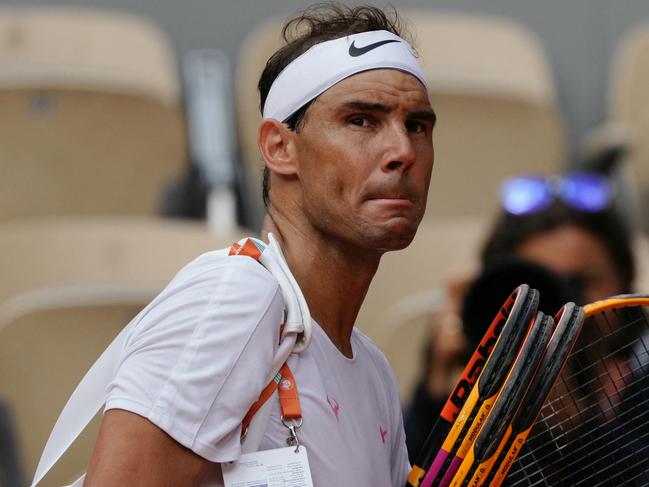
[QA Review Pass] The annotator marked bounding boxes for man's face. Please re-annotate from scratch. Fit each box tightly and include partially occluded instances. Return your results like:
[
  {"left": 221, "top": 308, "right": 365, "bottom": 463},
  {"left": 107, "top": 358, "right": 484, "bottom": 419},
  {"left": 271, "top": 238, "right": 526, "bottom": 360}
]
[
  {"left": 290, "top": 68, "right": 435, "bottom": 252},
  {"left": 515, "top": 224, "right": 624, "bottom": 303}
]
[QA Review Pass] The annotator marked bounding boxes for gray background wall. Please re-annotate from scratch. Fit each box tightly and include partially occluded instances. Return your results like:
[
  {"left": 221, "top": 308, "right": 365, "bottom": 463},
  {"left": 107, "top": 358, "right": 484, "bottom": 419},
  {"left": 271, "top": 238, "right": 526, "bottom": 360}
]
[{"left": 6, "top": 0, "right": 649, "bottom": 163}]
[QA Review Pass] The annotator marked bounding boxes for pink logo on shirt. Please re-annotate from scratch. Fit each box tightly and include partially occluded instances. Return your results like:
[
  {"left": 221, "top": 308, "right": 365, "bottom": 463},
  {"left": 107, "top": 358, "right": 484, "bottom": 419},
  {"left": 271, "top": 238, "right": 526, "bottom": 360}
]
[
  {"left": 326, "top": 395, "right": 340, "bottom": 421},
  {"left": 380, "top": 425, "right": 388, "bottom": 444}
]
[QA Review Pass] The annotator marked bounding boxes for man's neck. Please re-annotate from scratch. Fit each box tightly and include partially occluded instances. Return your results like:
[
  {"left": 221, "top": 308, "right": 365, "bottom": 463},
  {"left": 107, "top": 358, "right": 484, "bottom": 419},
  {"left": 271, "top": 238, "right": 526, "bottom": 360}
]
[{"left": 262, "top": 212, "right": 381, "bottom": 358}]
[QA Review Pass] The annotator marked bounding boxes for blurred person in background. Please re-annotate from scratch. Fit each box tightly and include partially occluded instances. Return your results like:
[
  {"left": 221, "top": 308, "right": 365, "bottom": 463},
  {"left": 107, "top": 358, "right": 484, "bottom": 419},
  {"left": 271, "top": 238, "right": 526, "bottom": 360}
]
[{"left": 404, "top": 172, "right": 637, "bottom": 462}]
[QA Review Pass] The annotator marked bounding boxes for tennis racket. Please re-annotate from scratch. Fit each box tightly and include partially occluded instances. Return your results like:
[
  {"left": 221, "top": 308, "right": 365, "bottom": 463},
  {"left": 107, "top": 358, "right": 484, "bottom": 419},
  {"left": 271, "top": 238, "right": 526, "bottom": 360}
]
[
  {"left": 500, "top": 294, "right": 649, "bottom": 486},
  {"left": 417, "top": 287, "right": 540, "bottom": 487},
  {"left": 448, "top": 310, "right": 558, "bottom": 487},
  {"left": 406, "top": 285, "right": 538, "bottom": 487},
  {"left": 454, "top": 302, "right": 584, "bottom": 486}
]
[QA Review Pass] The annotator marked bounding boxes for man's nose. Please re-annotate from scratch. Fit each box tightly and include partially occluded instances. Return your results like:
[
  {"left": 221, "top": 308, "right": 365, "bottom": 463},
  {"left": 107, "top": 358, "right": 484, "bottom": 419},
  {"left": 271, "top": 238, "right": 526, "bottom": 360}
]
[{"left": 382, "top": 125, "right": 416, "bottom": 173}]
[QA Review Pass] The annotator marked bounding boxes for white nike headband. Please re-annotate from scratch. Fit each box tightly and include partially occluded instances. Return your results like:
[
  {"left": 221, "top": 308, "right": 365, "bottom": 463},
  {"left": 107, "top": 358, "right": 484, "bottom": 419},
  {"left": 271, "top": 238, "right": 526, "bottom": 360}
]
[{"left": 262, "top": 30, "right": 429, "bottom": 122}]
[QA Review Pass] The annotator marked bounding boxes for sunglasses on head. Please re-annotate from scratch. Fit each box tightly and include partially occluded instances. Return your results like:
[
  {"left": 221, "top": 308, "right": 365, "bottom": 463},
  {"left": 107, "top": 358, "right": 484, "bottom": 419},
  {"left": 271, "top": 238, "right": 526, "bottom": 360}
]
[{"left": 500, "top": 172, "right": 612, "bottom": 216}]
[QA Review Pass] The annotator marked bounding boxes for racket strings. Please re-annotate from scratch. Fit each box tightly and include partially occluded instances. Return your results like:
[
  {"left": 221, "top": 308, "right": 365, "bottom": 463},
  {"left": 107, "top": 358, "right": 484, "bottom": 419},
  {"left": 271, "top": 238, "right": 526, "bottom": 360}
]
[
  {"left": 536, "top": 401, "right": 649, "bottom": 479},
  {"left": 540, "top": 358, "right": 648, "bottom": 439},
  {"left": 589, "top": 452, "right": 649, "bottom": 487},
  {"left": 588, "top": 428, "right": 649, "bottom": 484},
  {"left": 510, "top": 393, "right": 649, "bottom": 478},
  {"left": 505, "top": 305, "right": 649, "bottom": 486},
  {"left": 562, "top": 429, "right": 649, "bottom": 487},
  {"left": 536, "top": 366, "right": 627, "bottom": 449},
  {"left": 507, "top": 398, "right": 649, "bottom": 486},
  {"left": 511, "top": 378, "right": 649, "bottom": 478}
]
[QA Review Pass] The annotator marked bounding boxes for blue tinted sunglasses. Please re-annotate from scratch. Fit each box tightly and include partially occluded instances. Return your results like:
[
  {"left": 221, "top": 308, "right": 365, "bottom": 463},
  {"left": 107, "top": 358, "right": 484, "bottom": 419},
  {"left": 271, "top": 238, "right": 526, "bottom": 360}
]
[{"left": 501, "top": 173, "right": 612, "bottom": 216}]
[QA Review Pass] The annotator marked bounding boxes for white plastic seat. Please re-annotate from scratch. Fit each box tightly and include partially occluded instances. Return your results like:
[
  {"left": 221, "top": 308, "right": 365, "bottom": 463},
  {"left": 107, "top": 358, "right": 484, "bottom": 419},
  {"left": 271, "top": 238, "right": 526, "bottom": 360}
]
[
  {"left": 0, "top": 287, "right": 149, "bottom": 487},
  {"left": 0, "top": 216, "right": 245, "bottom": 485},
  {"left": 0, "top": 7, "right": 187, "bottom": 220},
  {"left": 406, "top": 11, "right": 565, "bottom": 220},
  {"left": 0, "top": 216, "right": 244, "bottom": 304},
  {"left": 590, "top": 20, "right": 649, "bottom": 231}
]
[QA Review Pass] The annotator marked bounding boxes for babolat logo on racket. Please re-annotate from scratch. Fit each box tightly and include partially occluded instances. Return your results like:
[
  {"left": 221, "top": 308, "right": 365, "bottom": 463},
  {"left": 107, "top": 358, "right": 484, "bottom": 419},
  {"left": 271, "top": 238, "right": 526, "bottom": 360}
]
[
  {"left": 447, "top": 334, "right": 500, "bottom": 411},
  {"left": 444, "top": 297, "right": 513, "bottom": 419}
]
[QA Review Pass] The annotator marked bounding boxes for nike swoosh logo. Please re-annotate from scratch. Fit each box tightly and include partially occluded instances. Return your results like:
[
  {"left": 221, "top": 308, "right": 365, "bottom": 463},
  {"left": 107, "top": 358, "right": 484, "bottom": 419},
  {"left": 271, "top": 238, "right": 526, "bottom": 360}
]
[{"left": 348, "top": 39, "right": 400, "bottom": 57}]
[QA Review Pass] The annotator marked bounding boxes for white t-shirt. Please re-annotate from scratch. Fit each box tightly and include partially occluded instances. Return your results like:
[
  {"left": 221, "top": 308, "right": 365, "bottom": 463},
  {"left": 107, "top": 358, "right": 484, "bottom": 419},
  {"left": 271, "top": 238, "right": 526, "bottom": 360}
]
[{"left": 105, "top": 248, "right": 410, "bottom": 486}]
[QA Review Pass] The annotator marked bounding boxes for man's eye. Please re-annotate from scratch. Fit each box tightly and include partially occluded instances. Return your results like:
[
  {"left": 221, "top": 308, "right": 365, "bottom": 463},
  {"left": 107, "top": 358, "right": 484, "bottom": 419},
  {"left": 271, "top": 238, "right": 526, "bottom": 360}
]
[
  {"left": 349, "top": 115, "right": 373, "bottom": 127},
  {"left": 405, "top": 120, "right": 426, "bottom": 133}
]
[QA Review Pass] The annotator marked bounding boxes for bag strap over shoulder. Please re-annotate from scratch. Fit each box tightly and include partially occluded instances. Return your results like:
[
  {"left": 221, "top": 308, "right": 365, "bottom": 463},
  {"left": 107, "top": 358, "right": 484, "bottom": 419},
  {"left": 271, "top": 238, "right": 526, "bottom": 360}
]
[
  {"left": 230, "top": 237, "right": 305, "bottom": 440},
  {"left": 30, "top": 234, "right": 311, "bottom": 486}
]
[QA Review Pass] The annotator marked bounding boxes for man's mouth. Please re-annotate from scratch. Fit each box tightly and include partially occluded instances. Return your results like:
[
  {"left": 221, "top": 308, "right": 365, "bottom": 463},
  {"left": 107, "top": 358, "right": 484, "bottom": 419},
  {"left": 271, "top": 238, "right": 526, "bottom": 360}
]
[
  {"left": 367, "top": 196, "right": 416, "bottom": 209},
  {"left": 367, "top": 190, "right": 416, "bottom": 202}
]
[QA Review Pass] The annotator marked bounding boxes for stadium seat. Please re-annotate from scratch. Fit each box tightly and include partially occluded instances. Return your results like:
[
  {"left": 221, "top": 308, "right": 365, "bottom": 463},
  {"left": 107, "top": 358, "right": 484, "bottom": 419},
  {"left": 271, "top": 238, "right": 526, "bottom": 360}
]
[
  {"left": 0, "top": 287, "right": 149, "bottom": 487},
  {"left": 0, "top": 7, "right": 187, "bottom": 220},
  {"left": 592, "top": 20, "right": 649, "bottom": 231},
  {"left": 0, "top": 216, "right": 245, "bottom": 486},
  {"left": 365, "top": 290, "right": 446, "bottom": 403},
  {"left": 608, "top": 20, "right": 649, "bottom": 129},
  {"left": 406, "top": 11, "right": 565, "bottom": 220},
  {"left": 235, "top": 11, "right": 565, "bottom": 221},
  {"left": 235, "top": 16, "right": 283, "bottom": 213},
  {"left": 0, "top": 216, "right": 243, "bottom": 304},
  {"left": 635, "top": 233, "right": 649, "bottom": 292}
]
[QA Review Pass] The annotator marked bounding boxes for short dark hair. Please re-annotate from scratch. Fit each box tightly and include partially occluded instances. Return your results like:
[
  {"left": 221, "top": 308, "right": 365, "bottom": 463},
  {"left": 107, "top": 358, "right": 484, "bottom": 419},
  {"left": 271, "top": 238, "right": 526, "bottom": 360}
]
[
  {"left": 258, "top": 3, "right": 410, "bottom": 207},
  {"left": 481, "top": 202, "right": 636, "bottom": 294}
]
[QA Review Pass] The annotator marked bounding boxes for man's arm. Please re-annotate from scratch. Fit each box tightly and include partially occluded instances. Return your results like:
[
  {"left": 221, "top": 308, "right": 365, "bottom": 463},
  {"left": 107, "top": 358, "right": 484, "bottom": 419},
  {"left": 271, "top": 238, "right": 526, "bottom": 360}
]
[{"left": 84, "top": 409, "right": 210, "bottom": 487}]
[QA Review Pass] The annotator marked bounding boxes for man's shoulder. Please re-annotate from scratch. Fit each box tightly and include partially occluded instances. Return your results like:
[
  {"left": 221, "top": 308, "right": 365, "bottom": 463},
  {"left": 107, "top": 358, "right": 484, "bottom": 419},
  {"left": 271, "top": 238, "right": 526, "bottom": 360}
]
[
  {"left": 135, "top": 244, "right": 284, "bottom": 330},
  {"left": 174, "top": 245, "right": 280, "bottom": 293},
  {"left": 119, "top": 243, "right": 285, "bottom": 367}
]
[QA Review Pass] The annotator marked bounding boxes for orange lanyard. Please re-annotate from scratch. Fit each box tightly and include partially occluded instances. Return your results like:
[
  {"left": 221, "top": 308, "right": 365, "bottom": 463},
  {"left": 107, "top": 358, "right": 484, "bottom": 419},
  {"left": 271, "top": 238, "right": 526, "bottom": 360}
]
[
  {"left": 241, "top": 363, "right": 302, "bottom": 439},
  {"left": 230, "top": 239, "right": 303, "bottom": 445},
  {"left": 276, "top": 364, "right": 301, "bottom": 420}
]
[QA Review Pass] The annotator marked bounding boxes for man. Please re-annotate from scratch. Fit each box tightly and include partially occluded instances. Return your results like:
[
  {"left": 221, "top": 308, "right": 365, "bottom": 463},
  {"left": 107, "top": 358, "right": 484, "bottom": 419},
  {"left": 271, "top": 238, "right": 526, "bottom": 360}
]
[{"left": 84, "top": 4, "right": 435, "bottom": 486}]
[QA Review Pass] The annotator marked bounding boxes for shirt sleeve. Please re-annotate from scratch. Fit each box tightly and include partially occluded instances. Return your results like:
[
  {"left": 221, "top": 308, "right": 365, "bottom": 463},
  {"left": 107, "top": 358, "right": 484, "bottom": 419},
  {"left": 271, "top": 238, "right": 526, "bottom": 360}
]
[{"left": 105, "top": 252, "right": 284, "bottom": 462}]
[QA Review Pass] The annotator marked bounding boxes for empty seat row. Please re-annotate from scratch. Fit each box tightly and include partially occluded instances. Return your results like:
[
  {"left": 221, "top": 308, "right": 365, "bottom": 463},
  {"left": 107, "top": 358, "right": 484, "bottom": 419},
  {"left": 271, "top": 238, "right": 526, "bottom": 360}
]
[
  {"left": 0, "top": 6, "right": 567, "bottom": 227},
  {"left": 3, "top": 7, "right": 649, "bottom": 226},
  {"left": 0, "top": 8, "right": 186, "bottom": 221}
]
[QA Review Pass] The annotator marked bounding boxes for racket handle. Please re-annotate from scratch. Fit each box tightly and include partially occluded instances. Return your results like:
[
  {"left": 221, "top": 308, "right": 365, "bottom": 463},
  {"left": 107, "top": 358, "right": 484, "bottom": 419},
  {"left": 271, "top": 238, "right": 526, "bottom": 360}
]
[
  {"left": 406, "top": 417, "right": 452, "bottom": 486},
  {"left": 406, "top": 465, "right": 427, "bottom": 487},
  {"left": 448, "top": 448, "right": 475, "bottom": 487}
]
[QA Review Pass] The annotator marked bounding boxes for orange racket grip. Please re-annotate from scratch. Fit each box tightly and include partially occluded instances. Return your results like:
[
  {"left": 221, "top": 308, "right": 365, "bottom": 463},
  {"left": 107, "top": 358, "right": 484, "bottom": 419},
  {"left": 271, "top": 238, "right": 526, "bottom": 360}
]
[{"left": 407, "top": 466, "right": 426, "bottom": 486}]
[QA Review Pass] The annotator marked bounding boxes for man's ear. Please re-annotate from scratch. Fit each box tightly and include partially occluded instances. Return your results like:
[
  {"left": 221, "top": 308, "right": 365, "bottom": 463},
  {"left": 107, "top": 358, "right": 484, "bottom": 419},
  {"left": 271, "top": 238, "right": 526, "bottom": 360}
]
[{"left": 258, "top": 119, "right": 298, "bottom": 176}]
